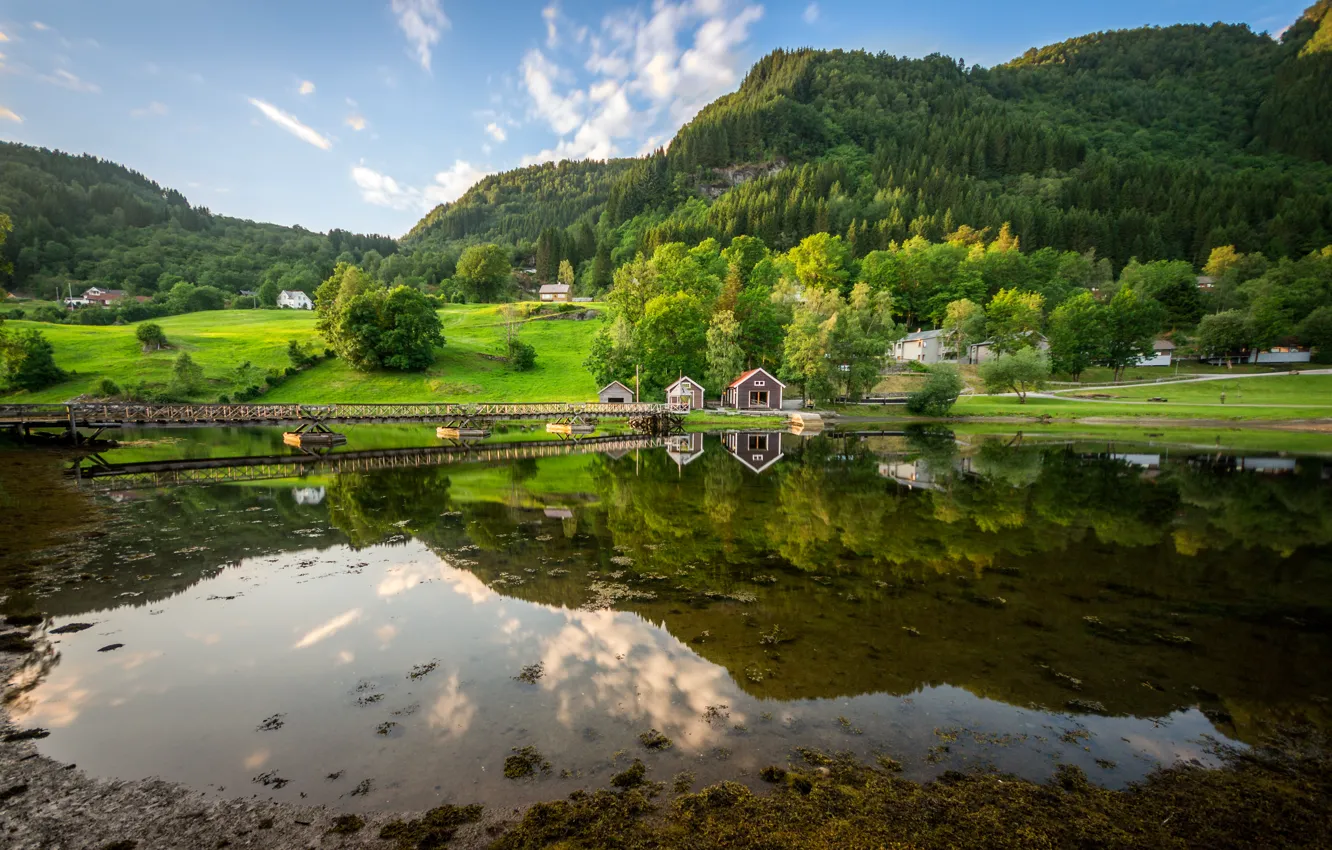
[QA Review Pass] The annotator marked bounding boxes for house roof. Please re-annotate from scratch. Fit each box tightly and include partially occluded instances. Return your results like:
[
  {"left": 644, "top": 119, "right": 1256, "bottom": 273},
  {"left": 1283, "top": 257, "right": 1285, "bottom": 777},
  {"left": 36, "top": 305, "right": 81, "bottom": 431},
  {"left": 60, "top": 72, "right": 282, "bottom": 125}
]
[
  {"left": 599, "top": 380, "right": 634, "bottom": 395},
  {"left": 902, "top": 328, "right": 945, "bottom": 341},
  {"left": 727, "top": 367, "right": 786, "bottom": 389},
  {"left": 539, "top": 283, "right": 571, "bottom": 294},
  {"left": 86, "top": 289, "right": 125, "bottom": 299},
  {"left": 665, "top": 375, "right": 702, "bottom": 393},
  {"left": 279, "top": 290, "right": 309, "bottom": 298},
  {"left": 1153, "top": 339, "right": 1177, "bottom": 350}
]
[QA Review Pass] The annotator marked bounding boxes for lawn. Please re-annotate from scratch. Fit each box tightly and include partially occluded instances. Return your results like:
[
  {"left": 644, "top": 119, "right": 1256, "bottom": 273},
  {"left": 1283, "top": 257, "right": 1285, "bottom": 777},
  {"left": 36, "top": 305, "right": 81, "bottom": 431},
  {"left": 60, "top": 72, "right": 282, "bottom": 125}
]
[
  {"left": 1, "top": 304, "right": 608, "bottom": 404},
  {"left": 1055, "top": 374, "right": 1332, "bottom": 406},
  {"left": 952, "top": 390, "right": 1332, "bottom": 421}
]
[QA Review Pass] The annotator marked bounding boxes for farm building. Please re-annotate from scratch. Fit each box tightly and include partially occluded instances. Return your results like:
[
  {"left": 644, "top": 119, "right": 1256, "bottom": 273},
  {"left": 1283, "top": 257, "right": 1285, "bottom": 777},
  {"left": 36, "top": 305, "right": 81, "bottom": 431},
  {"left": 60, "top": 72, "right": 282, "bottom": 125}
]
[
  {"left": 665, "top": 376, "right": 704, "bottom": 411},
  {"left": 539, "top": 283, "right": 571, "bottom": 302},
  {"left": 598, "top": 380, "right": 635, "bottom": 404},
  {"left": 724, "top": 368, "right": 784, "bottom": 410}
]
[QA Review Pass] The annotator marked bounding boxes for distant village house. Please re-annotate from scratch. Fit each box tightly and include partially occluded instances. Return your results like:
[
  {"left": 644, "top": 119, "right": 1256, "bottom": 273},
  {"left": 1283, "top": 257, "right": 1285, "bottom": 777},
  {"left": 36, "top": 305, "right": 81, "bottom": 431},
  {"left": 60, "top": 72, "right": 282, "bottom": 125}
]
[
  {"left": 65, "top": 287, "right": 126, "bottom": 308},
  {"left": 539, "top": 283, "right": 571, "bottom": 303},
  {"left": 278, "top": 290, "right": 314, "bottom": 310},
  {"left": 893, "top": 328, "right": 949, "bottom": 364},
  {"left": 967, "top": 335, "right": 1050, "bottom": 365},
  {"left": 1136, "top": 339, "right": 1176, "bottom": 367},
  {"left": 724, "top": 368, "right": 784, "bottom": 410}
]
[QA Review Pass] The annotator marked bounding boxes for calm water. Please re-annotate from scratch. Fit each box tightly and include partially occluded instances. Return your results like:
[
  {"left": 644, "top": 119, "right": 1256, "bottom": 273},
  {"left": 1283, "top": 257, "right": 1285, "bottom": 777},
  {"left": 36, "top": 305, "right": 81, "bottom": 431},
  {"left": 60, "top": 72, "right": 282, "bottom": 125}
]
[{"left": 4, "top": 427, "right": 1331, "bottom": 812}]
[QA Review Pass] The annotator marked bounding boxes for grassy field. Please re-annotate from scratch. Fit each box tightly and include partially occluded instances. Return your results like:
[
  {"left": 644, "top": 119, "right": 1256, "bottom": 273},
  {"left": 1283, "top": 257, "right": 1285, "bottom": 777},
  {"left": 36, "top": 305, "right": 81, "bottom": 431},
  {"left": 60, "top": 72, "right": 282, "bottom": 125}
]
[
  {"left": 0, "top": 305, "right": 607, "bottom": 404},
  {"left": 1057, "top": 374, "right": 1330, "bottom": 405},
  {"left": 952, "top": 389, "right": 1332, "bottom": 420}
]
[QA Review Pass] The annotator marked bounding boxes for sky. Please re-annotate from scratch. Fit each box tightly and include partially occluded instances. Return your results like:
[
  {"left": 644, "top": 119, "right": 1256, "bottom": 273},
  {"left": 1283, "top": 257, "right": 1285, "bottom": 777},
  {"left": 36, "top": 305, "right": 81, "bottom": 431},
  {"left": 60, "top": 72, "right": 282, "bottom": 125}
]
[{"left": 0, "top": 0, "right": 1312, "bottom": 238}]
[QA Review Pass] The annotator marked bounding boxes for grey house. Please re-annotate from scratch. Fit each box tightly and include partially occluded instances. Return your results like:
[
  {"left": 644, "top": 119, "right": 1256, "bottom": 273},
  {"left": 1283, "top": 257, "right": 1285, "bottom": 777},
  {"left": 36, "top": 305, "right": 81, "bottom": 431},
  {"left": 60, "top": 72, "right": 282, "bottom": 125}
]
[
  {"left": 967, "top": 334, "right": 1050, "bottom": 364},
  {"left": 666, "top": 432, "right": 705, "bottom": 468},
  {"left": 665, "top": 376, "right": 705, "bottom": 410},
  {"left": 724, "top": 431, "right": 785, "bottom": 474},
  {"left": 893, "top": 328, "right": 949, "bottom": 364},
  {"left": 598, "top": 380, "right": 635, "bottom": 403},
  {"left": 724, "top": 368, "right": 784, "bottom": 410}
]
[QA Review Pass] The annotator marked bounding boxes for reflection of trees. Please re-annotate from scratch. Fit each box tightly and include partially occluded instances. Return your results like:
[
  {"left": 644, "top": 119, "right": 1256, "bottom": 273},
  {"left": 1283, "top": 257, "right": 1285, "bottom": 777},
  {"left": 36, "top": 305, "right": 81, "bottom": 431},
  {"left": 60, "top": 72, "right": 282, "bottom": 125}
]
[
  {"left": 324, "top": 467, "right": 452, "bottom": 549},
  {"left": 1167, "top": 464, "right": 1332, "bottom": 556}
]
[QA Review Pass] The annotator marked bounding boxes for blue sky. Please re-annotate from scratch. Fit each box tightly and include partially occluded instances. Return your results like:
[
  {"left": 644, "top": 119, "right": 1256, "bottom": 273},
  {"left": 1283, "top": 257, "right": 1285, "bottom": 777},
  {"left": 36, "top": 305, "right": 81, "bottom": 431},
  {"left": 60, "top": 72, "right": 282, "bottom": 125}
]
[{"left": 0, "top": 0, "right": 1310, "bottom": 238}]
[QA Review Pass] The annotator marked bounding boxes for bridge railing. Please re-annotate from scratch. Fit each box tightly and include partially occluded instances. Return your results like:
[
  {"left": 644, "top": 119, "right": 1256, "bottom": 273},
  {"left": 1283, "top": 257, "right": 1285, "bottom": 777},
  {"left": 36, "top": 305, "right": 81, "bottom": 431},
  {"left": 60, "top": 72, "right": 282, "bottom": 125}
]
[{"left": 0, "top": 401, "right": 669, "bottom": 425}]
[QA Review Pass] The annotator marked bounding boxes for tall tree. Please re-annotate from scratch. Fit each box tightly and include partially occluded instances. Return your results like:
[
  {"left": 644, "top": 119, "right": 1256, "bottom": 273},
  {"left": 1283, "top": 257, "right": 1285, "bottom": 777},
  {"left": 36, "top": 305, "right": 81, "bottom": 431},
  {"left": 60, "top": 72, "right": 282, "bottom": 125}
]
[
  {"left": 1046, "top": 291, "right": 1105, "bottom": 379},
  {"left": 455, "top": 244, "right": 511, "bottom": 302},
  {"left": 985, "top": 288, "right": 1045, "bottom": 354},
  {"left": 705, "top": 310, "right": 746, "bottom": 394},
  {"left": 1102, "top": 286, "right": 1165, "bottom": 381}
]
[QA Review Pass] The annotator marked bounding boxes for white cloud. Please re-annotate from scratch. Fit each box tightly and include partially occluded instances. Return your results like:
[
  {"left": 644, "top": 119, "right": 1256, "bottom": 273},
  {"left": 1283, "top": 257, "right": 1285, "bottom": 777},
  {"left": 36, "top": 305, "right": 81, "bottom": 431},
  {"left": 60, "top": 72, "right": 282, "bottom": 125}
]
[
  {"left": 42, "top": 69, "right": 101, "bottom": 93},
  {"left": 0, "top": 107, "right": 22, "bottom": 123},
  {"left": 351, "top": 159, "right": 492, "bottom": 213},
  {"left": 522, "top": 50, "right": 584, "bottom": 135},
  {"left": 248, "top": 98, "right": 332, "bottom": 150},
  {"left": 802, "top": 3, "right": 819, "bottom": 23},
  {"left": 518, "top": 1, "right": 763, "bottom": 165},
  {"left": 299, "top": 79, "right": 315, "bottom": 95},
  {"left": 130, "top": 101, "right": 168, "bottom": 118},
  {"left": 346, "top": 113, "right": 368, "bottom": 131},
  {"left": 0, "top": 30, "right": 8, "bottom": 42},
  {"left": 484, "top": 121, "right": 506, "bottom": 142},
  {"left": 293, "top": 608, "right": 362, "bottom": 649},
  {"left": 391, "top": 0, "right": 449, "bottom": 72},
  {"left": 543, "top": 3, "right": 559, "bottom": 48},
  {"left": 31, "top": 21, "right": 50, "bottom": 32}
]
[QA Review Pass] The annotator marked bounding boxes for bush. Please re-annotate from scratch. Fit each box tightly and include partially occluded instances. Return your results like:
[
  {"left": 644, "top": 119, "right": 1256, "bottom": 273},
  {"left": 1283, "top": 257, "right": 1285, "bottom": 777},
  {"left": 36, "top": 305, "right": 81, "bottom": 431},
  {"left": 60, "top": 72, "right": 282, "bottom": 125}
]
[
  {"left": 905, "top": 364, "right": 964, "bottom": 416},
  {"left": 508, "top": 339, "right": 537, "bottom": 371},
  {"left": 287, "top": 339, "right": 317, "bottom": 369},
  {"left": 216, "top": 394, "right": 230, "bottom": 404},
  {"left": 904, "top": 359, "right": 930, "bottom": 373},
  {"left": 31, "top": 306, "right": 67, "bottom": 323},
  {"left": 1, "top": 329, "right": 66, "bottom": 391},
  {"left": 979, "top": 348, "right": 1052, "bottom": 403},
  {"left": 74, "top": 308, "right": 117, "bottom": 326},
  {"left": 136, "top": 322, "right": 168, "bottom": 351},
  {"left": 98, "top": 378, "right": 121, "bottom": 398},
  {"left": 169, "top": 352, "right": 205, "bottom": 396}
]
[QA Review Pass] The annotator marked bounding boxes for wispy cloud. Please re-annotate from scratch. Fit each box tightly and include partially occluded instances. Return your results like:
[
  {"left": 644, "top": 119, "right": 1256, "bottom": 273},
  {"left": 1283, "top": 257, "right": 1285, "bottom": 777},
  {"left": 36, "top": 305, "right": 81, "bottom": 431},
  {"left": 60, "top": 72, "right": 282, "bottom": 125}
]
[
  {"left": 352, "top": 160, "right": 491, "bottom": 213},
  {"left": 391, "top": 0, "right": 449, "bottom": 72},
  {"left": 0, "top": 107, "right": 22, "bottom": 123},
  {"left": 293, "top": 608, "right": 362, "bottom": 649},
  {"left": 346, "top": 113, "right": 368, "bottom": 131},
  {"left": 130, "top": 101, "right": 168, "bottom": 118},
  {"left": 41, "top": 69, "right": 101, "bottom": 93},
  {"left": 248, "top": 98, "right": 332, "bottom": 150},
  {"left": 298, "top": 79, "right": 315, "bottom": 95},
  {"left": 484, "top": 121, "right": 506, "bottom": 142},
  {"left": 0, "top": 30, "right": 9, "bottom": 42},
  {"left": 30, "top": 21, "right": 50, "bottom": 32},
  {"left": 802, "top": 3, "right": 819, "bottom": 24},
  {"left": 543, "top": 3, "right": 559, "bottom": 48}
]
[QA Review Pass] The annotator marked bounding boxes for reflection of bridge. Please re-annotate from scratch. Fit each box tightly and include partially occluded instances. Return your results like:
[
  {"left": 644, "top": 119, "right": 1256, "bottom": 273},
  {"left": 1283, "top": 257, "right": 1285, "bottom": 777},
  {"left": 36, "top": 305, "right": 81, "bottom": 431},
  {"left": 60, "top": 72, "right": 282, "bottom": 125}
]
[
  {"left": 1, "top": 401, "right": 685, "bottom": 441},
  {"left": 68, "top": 434, "right": 666, "bottom": 492}
]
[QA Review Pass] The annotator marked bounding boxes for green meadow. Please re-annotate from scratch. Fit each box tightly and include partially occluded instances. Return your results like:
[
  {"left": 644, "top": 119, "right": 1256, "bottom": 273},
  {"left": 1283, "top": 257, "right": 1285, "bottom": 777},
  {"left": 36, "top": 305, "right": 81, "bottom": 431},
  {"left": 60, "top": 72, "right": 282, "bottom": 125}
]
[{"left": 0, "top": 305, "right": 606, "bottom": 404}]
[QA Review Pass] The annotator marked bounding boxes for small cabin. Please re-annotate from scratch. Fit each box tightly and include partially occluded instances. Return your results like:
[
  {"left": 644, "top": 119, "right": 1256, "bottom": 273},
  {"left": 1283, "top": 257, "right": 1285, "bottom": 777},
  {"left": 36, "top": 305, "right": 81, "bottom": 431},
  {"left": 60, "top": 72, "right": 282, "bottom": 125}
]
[
  {"left": 665, "top": 376, "right": 704, "bottom": 411},
  {"left": 1136, "top": 339, "right": 1176, "bottom": 367},
  {"left": 724, "top": 431, "right": 785, "bottom": 474},
  {"left": 539, "top": 283, "right": 571, "bottom": 302},
  {"left": 666, "top": 432, "right": 705, "bottom": 468},
  {"left": 598, "top": 380, "right": 635, "bottom": 404},
  {"left": 724, "top": 368, "right": 784, "bottom": 410}
]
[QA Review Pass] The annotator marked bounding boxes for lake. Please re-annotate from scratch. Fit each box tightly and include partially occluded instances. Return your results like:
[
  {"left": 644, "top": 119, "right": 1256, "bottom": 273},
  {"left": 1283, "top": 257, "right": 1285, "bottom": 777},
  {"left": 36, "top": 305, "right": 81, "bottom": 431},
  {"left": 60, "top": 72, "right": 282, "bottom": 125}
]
[{"left": 3, "top": 425, "right": 1330, "bottom": 814}]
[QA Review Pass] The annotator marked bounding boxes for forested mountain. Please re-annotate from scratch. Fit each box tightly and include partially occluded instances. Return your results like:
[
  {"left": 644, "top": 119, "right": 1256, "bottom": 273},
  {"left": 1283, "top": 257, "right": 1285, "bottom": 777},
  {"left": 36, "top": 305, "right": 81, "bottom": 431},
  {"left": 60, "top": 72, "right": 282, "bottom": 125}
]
[
  {"left": 408, "top": 6, "right": 1332, "bottom": 274},
  {"left": 0, "top": 143, "right": 396, "bottom": 299}
]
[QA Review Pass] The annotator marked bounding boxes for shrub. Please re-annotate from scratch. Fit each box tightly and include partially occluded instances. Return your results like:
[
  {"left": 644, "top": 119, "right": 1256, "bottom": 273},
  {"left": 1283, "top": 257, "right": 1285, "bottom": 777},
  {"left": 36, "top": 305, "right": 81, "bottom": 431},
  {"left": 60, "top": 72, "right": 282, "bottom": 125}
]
[
  {"left": 136, "top": 322, "right": 168, "bottom": 351},
  {"left": 287, "top": 339, "right": 317, "bottom": 369},
  {"left": 31, "top": 306, "right": 67, "bottom": 323},
  {"left": 1, "top": 329, "right": 66, "bottom": 391},
  {"left": 216, "top": 394, "right": 231, "bottom": 404},
  {"left": 508, "top": 339, "right": 537, "bottom": 371},
  {"left": 978, "top": 348, "right": 1052, "bottom": 403},
  {"left": 905, "top": 364, "right": 964, "bottom": 416},
  {"left": 98, "top": 378, "right": 121, "bottom": 398},
  {"left": 169, "top": 352, "right": 205, "bottom": 396}
]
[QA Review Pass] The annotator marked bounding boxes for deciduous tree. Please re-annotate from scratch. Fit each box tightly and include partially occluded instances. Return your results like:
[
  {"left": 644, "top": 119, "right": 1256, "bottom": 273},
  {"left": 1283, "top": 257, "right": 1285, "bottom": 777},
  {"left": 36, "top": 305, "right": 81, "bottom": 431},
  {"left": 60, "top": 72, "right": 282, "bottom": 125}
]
[{"left": 979, "top": 347, "right": 1050, "bottom": 403}]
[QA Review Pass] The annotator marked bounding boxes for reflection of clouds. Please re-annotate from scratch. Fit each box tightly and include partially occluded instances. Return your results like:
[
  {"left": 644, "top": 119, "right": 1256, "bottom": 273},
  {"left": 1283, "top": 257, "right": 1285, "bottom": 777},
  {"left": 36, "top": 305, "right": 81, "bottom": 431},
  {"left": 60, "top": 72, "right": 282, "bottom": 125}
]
[
  {"left": 443, "top": 566, "right": 494, "bottom": 604},
  {"left": 244, "top": 748, "right": 270, "bottom": 769},
  {"left": 376, "top": 624, "right": 398, "bottom": 647},
  {"left": 15, "top": 674, "right": 92, "bottom": 728},
  {"left": 537, "top": 608, "right": 737, "bottom": 747},
  {"left": 119, "top": 650, "right": 164, "bottom": 671},
  {"left": 293, "top": 608, "right": 362, "bottom": 649},
  {"left": 186, "top": 631, "right": 221, "bottom": 646},
  {"left": 427, "top": 673, "right": 476, "bottom": 739},
  {"left": 337, "top": 650, "right": 355, "bottom": 665},
  {"left": 377, "top": 560, "right": 440, "bottom": 597}
]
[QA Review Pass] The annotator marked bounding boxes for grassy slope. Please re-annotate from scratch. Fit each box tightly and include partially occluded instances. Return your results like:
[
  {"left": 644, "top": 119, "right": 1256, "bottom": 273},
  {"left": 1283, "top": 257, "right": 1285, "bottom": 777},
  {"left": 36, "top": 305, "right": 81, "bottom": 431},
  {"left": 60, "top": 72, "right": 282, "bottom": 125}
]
[
  {"left": 1, "top": 305, "right": 606, "bottom": 404},
  {"left": 1060, "top": 374, "right": 1330, "bottom": 404}
]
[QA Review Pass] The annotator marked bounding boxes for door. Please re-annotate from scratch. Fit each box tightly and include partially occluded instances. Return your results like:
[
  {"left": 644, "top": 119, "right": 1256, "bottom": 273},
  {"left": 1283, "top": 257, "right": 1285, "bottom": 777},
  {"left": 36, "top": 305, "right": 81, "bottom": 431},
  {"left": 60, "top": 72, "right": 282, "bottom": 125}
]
[{"left": 749, "top": 390, "right": 769, "bottom": 408}]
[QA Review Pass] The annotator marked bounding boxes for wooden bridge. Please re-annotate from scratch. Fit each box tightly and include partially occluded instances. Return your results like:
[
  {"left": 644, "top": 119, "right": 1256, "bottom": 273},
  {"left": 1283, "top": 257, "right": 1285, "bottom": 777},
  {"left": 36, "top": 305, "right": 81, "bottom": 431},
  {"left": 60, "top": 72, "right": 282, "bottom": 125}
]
[
  {"left": 67, "top": 434, "right": 667, "bottom": 492},
  {"left": 0, "top": 401, "right": 684, "bottom": 440}
]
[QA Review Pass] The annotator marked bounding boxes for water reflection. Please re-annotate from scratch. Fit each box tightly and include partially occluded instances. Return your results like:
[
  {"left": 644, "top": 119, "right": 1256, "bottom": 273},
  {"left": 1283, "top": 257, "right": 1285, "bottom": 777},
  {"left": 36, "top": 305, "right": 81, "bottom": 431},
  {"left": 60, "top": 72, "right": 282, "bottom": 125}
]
[{"left": 8, "top": 428, "right": 1332, "bottom": 812}]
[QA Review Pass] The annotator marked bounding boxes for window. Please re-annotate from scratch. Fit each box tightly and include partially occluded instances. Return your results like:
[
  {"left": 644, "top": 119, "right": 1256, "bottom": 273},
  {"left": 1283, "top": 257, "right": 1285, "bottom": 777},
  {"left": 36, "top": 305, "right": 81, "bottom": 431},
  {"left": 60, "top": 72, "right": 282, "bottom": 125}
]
[
  {"left": 754, "top": 380, "right": 765, "bottom": 386},
  {"left": 747, "top": 434, "right": 769, "bottom": 452},
  {"left": 607, "top": 396, "right": 624, "bottom": 403},
  {"left": 749, "top": 391, "right": 769, "bottom": 407}
]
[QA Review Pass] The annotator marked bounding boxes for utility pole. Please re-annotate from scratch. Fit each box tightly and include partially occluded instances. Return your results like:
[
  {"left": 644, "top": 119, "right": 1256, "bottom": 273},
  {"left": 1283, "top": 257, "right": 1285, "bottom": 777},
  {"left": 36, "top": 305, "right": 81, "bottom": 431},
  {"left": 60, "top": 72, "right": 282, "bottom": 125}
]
[{"left": 635, "top": 364, "right": 640, "bottom": 402}]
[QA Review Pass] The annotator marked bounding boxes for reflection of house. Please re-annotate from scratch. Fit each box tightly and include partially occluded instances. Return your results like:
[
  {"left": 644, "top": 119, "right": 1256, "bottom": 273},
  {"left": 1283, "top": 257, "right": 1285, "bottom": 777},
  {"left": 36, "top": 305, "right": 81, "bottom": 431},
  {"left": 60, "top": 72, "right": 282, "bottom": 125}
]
[
  {"left": 967, "top": 335, "right": 1049, "bottom": 365},
  {"left": 1111, "top": 453, "right": 1161, "bottom": 469},
  {"left": 1136, "top": 339, "right": 1175, "bottom": 367},
  {"left": 1237, "top": 457, "right": 1298, "bottom": 474},
  {"left": 539, "top": 283, "right": 571, "bottom": 302},
  {"left": 292, "top": 486, "right": 326, "bottom": 505},
  {"left": 724, "top": 368, "right": 784, "bottom": 410},
  {"left": 278, "top": 290, "right": 313, "bottom": 309},
  {"left": 1248, "top": 345, "right": 1311, "bottom": 364},
  {"left": 879, "top": 459, "right": 944, "bottom": 491},
  {"left": 893, "top": 328, "right": 948, "bottom": 364},
  {"left": 543, "top": 507, "right": 574, "bottom": 519},
  {"left": 665, "top": 375, "right": 704, "bottom": 410},
  {"left": 666, "top": 432, "right": 705, "bottom": 467},
  {"left": 724, "top": 431, "right": 784, "bottom": 473},
  {"left": 598, "top": 380, "right": 635, "bottom": 404}
]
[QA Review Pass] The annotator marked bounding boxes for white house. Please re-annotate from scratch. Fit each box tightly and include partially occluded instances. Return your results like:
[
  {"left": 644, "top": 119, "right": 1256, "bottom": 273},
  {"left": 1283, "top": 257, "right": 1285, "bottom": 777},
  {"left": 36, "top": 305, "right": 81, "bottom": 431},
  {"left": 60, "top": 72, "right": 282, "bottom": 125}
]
[
  {"left": 1136, "top": 339, "right": 1176, "bottom": 367},
  {"left": 1248, "top": 345, "right": 1311, "bottom": 364},
  {"left": 893, "top": 328, "right": 950, "bottom": 364},
  {"left": 278, "top": 290, "right": 314, "bottom": 310}
]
